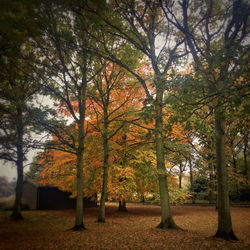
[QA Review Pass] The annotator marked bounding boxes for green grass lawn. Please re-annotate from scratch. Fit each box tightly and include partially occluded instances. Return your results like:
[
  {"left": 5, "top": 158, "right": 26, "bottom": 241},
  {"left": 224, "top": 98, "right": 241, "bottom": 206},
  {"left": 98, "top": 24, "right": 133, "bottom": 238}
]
[{"left": 0, "top": 203, "right": 250, "bottom": 249}]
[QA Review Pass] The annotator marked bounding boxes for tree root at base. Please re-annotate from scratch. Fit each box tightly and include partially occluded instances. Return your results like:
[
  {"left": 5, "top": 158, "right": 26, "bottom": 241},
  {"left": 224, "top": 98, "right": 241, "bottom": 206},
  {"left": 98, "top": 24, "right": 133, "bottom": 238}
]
[
  {"left": 70, "top": 225, "right": 86, "bottom": 231},
  {"left": 157, "top": 220, "right": 182, "bottom": 230},
  {"left": 11, "top": 212, "right": 23, "bottom": 220},
  {"left": 214, "top": 230, "right": 238, "bottom": 241}
]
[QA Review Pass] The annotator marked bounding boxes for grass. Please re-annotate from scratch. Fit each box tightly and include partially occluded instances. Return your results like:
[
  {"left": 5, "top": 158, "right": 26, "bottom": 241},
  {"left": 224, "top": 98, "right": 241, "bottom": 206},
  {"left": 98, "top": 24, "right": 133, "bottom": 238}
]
[{"left": 0, "top": 202, "right": 250, "bottom": 249}]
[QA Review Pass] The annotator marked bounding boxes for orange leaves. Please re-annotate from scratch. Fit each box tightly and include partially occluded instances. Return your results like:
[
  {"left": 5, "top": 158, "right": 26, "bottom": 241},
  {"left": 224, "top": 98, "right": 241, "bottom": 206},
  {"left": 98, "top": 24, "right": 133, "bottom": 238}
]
[
  {"left": 40, "top": 150, "right": 76, "bottom": 192},
  {"left": 40, "top": 145, "right": 103, "bottom": 197},
  {"left": 38, "top": 60, "right": 195, "bottom": 202},
  {"left": 167, "top": 175, "right": 178, "bottom": 187},
  {"left": 163, "top": 112, "right": 188, "bottom": 144},
  {"left": 168, "top": 121, "right": 187, "bottom": 143}
]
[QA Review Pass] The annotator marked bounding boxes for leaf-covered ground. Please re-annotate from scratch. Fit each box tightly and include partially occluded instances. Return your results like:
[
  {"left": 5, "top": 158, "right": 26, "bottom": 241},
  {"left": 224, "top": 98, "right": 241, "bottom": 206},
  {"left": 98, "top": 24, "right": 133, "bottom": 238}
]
[{"left": 0, "top": 203, "right": 250, "bottom": 249}]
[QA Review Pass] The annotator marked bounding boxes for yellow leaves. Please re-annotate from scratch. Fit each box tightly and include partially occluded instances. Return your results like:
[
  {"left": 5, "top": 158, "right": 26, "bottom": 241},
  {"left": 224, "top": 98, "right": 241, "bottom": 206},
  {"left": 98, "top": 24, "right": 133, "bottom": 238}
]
[
  {"left": 165, "top": 162, "right": 172, "bottom": 169},
  {"left": 108, "top": 164, "right": 136, "bottom": 201},
  {"left": 234, "top": 75, "right": 246, "bottom": 89}
]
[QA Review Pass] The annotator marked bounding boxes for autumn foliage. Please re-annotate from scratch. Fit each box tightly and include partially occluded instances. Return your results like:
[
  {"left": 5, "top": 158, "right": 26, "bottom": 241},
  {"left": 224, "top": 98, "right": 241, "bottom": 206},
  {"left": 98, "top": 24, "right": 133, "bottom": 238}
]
[{"left": 39, "top": 63, "right": 191, "bottom": 204}]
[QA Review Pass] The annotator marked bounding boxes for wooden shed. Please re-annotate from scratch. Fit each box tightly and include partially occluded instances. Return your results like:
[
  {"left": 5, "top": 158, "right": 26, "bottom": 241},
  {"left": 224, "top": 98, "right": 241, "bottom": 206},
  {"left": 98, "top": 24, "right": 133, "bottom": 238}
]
[{"left": 22, "top": 181, "right": 97, "bottom": 210}]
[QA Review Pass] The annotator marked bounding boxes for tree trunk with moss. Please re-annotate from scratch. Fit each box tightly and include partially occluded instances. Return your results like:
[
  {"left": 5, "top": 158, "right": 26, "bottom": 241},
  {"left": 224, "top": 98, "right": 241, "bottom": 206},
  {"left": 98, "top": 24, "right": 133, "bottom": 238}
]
[
  {"left": 243, "top": 132, "right": 249, "bottom": 184},
  {"left": 72, "top": 63, "right": 87, "bottom": 231},
  {"left": 208, "top": 159, "right": 215, "bottom": 204},
  {"left": 189, "top": 158, "right": 195, "bottom": 204},
  {"left": 155, "top": 86, "right": 179, "bottom": 229},
  {"left": 98, "top": 111, "right": 109, "bottom": 222},
  {"left": 179, "top": 162, "right": 183, "bottom": 189},
  {"left": 214, "top": 109, "right": 237, "bottom": 240},
  {"left": 73, "top": 141, "right": 85, "bottom": 230},
  {"left": 72, "top": 116, "right": 86, "bottom": 230}
]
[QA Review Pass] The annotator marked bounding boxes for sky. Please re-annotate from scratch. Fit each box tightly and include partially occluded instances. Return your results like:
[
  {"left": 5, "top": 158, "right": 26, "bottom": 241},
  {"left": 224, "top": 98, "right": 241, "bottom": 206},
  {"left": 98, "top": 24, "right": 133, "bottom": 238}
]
[
  {"left": 0, "top": 150, "right": 38, "bottom": 181},
  {"left": 0, "top": 95, "right": 52, "bottom": 181},
  {"left": 0, "top": 161, "right": 17, "bottom": 181}
]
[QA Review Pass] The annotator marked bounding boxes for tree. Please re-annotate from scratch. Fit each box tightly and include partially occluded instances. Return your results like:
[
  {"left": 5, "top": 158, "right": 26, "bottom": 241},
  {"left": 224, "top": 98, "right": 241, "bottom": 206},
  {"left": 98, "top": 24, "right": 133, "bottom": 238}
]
[
  {"left": 31, "top": 1, "right": 103, "bottom": 230},
  {"left": 88, "top": 60, "right": 143, "bottom": 221},
  {"left": 0, "top": 0, "right": 44, "bottom": 219},
  {"left": 24, "top": 155, "right": 44, "bottom": 184},
  {"left": 131, "top": 146, "right": 158, "bottom": 202},
  {"left": 88, "top": 0, "right": 187, "bottom": 229},
  {"left": 161, "top": 0, "right": 249, "bottom": 239},
  {"left": 0, "top": 50, "right": 44, "bottom": 219}
]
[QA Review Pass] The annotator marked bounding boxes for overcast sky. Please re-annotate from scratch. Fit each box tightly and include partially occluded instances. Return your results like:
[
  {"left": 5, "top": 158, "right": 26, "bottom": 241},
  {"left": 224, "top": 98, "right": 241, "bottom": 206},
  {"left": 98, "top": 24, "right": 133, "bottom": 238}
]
[
  {"left": 0, "top": 149, "right": 39, "bottom": 181},
  {"left": 0, "top": 95, "right": 52, "bottom": 181},
  {"left": 0, "top": 162, "right": 17, "bottom": 181}
]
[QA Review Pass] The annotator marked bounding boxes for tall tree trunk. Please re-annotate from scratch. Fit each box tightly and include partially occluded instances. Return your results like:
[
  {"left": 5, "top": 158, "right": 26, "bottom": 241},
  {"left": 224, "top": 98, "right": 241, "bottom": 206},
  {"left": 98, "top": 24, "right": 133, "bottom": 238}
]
[
  {"left": 231, "top": 147, "right": 239, "bottom": 198},
  {"left": 155, "top": 87, "right": 179, "bottom": 229},
  {"left": 214, "top": 164, "right": 218, "bottom": 210},
  {"left": 214, "top": 110, "right": 237, "bottom": 240},
  {"left": 189, "top": 158, "right": 195, "bottom": 204},
  {"left": 179, "top": 162, "right": 182, "bottom": 189},
  {"left": 73, "top": 126, "right": 85, "bottom": 230},
  {"left": 141, "top": 195, "right": 145, "bottom": 203},
  {"left": 243, "top": 132, "right": 249, "bottom": 184},
  {"left": 208, "top": 159, "right": 215, "bottom": 204},
  {"left": 11, "top": 106, "right": 24, "bottom": 220},
  {"left": 72, "top": 61, "right": 87, "bottom": 230},
  {"left": 98, "top": 112, "right": 109, "bottom": 222}
]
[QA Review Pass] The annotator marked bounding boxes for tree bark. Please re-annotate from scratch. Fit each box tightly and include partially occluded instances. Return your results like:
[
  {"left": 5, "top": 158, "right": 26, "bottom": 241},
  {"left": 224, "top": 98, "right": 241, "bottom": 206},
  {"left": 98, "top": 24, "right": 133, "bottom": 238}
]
[
  {"left": 214, "top": 109, "right": 237, "bottom": 240},
  {"left": 155, "top": 86, "right": 179, "bottom": 229},
  {"left": 98, "top": 111, "right": 109, "bottom": 222},
  {"left": 141, "top": 195, "right": 145, "bottom": 203},
  {"left": 189, "top": 158, "right": 195, "bottom": 204},
  {"left": 11, "top": 106, "right": 24, "bottom": 220},
  {"left": 243, "top": 132, "right": 249, "bottom": 184},
  {"left": 72, "top": 125, "right": 85, "bottom": 231},
  {"left": 179, "top": 162, "right": 182, "bottom": 189},
  {"left": 118, "top": 199, "right": 127, "bottom": 212},
  {"left": 231, "top": 146, "right": 239, "bottom": 198},
  {"left": 208, "top": 159, "right": 215, "bottom": 204},
  {"left": 72, "top": 57, "right": 87, "bottom": 231}
]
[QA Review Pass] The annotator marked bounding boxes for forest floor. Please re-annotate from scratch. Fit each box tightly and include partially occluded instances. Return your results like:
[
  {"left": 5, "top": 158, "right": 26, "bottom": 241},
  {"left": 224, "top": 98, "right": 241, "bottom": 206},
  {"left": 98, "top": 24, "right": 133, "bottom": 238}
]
[{"left": 0, "top": 202, "right": 250, "bottom": 249}]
